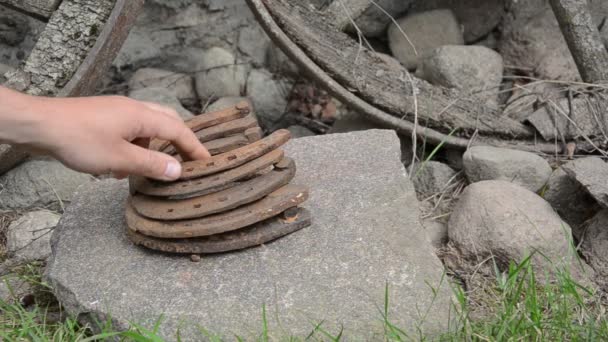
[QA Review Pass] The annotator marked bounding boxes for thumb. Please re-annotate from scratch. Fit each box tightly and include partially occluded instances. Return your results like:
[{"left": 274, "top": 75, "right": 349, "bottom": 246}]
[{"left": 117, "top": 143, "right": 182, "bottom": 181}]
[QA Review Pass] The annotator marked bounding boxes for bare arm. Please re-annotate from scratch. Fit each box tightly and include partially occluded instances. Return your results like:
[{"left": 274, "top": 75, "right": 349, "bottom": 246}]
[{"left": 0, "top": 86, "right": 210, "bottom": 181}]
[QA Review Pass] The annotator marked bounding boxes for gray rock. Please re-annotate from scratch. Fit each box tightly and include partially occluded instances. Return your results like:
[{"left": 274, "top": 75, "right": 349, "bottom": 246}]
[
  {"left": 265, "top": 44, "right": 299, "bottom": 77},
  {"left": 543, "top": 166, "right": 601, "bottom": 235},
  {"left": 0, "top": 144, "right": 27, "bottom": 176},
  {"left": 203, "top": 96, "right": 250, "bottom": 113},
  {"left": 0, "top": 275, "right": 31, "bottom": 303},
  {"left": 0, "top": 62, "right": 14, "bottom": 82},
  {"left": 348, "top": 0, "right": 413, "bottom": 37},
  {"left": 237, "top": 24, "right": 271, "bottom": 66},
  {"left": 287, "top": 125, "right": 314, "bottom": 138},
  {"left": 46, "top": 130, "right": 453, "bottom": 340},
  {"left": 246, "top": 69, "right": 293, "bottom": 128},
  {"left": 562, "top": 157, "right": 608, "bottom": 208},
  {"left": 129, "top": 87, "right": 194, "bottom": 121},
  {"left": 449, "top": 181, "right": 574, "bottom": 270},
  {"left": 580, "top": 209, "right": 608, "bottom": 289},
  {"left": 128, "top": 68, "right": 197, "bottom": 104},
  {"left": 417, "top": 46, "right": 503, "bottom": 93},
  {"left": 422, "top": 219, "right": 448, "bottom": 248},
  {"left": 0, "top": 158, "right": 93, "bottom": 211},
  {"left": 409, "top": 0, "right": 504, "bottom": 43},
  {"left": 463, "top": 146, "right": 552, "bottom": 192},
  {"left": 194, "top": 47, "right": 247, "bottom": 101},
  {"left": 7, "top": 210, "right": 60, "bottom": 261},
  {"left": 388, "top": 9, "right": 464, "bottom": 70},
  {"left": 412, "top": 161, "right": 458, "bottom": 197},
  {"left": 328, "top": 111, "right": 414, "bottom": 165},
  {"left": 113, "top": 30, "right": 164, "bottom": 70}
]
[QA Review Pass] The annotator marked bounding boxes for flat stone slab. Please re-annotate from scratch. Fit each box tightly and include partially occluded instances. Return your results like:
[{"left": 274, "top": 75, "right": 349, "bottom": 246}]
[{"left": 46, "top": 130, "right": 453, "bottom": 340}]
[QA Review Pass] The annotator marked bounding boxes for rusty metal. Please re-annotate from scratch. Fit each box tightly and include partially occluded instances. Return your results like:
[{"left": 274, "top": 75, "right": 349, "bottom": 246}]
[
  {"left": 131, "top": 149, "right": 285, "bottom": 197},
  {"left": 245, "top": 127, "right": 263, "bottom": 143},
  {"left": 127, "top": 208, "right": 311, "bottom": 254},
  {"left": 126, "top": 185, "right": 309, "bottom": 238},
  {"left": 131, "top": 157, "right": 296, "bottom": 220},
  {"left": 179, "top": 129, "right": 291, "bottom": 180},
  {"left": 162, "top": 115, "right": 259, "bottom": 155},
  {"left": 150, "top": 101, "right": 252, "bottom": 152}
]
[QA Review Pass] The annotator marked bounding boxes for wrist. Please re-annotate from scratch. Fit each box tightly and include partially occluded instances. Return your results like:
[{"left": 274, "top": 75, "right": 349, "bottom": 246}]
[{"left": 0, "top": 86, "right": 46, "bottom": 145}]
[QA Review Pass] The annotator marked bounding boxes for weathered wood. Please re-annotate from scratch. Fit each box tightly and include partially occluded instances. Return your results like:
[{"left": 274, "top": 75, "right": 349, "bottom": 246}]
[
  {"left": 131, "top": 149, "right": 285, "bottom": 197},
  {"left": 126, "top": 208, "right": 311, "bottom": 254},
  {"left": 549, "top": 0, "right": 608, "bottom": 84},
  {"left": 125, "top": 185, "right": 309, "bottom": 238},
  {"left": 244, "top": 126, "right": 263, "bottom": 143},
  {"left": 263, "top": 0, "right": 532, "bottom": 138},
  {"left": 131, "top": 157, "right": 296, "bottom": 220},
  {"left": 323, "top": 0, "right": 371, "bottom": 31},
  {"left": 0, "top": 0, "right": 61, "bottom": 18},
  {"left": 180, "top": 129, "right": 290, "bottom": 180},
  {"left": 151, "top": 101, "right": 251, "bottom": 152}
]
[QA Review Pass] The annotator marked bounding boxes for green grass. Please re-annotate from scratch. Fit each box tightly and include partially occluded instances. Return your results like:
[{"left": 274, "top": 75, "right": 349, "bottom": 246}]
[{"left": 0, "top": 256, "right": 606, "bottom": 341}]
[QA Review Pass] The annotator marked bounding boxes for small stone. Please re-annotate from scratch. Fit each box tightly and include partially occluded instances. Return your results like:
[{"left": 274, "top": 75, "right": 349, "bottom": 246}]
[
  {"left": 265, "top": 44, "right": 299, "bottom": 77},
  {"left": 0, "top": 158, "right": 93, "bottom": 211},
  {"left": 463, "top": 146, "right": 552, "bottom": 193},
  {"left": 203, "top": 96, "right": 250, "bottom": 114},
  {"left": 562, "top": 157, "right": 608, "bottom": 208},
  {"left": 238, "top": 24, "right": 270, "bottom": 66},
  {"left": 113, "top": 30, "right": 163, "bottom": 70},
  {"left": 409, "top": 0, "right": 504, "bottom": 43},
  {"left": 287, "top": 125, "right": 314, "bottom": 139},
  {"left": 0, "top": 63, "right": 15, "bottom": 82},
  {"left": 7, "top": 210, "right": 60, "bottom": 262},
  {"left": 543, "top": 166, "right": 600, "bottom": 236},
  {"left": 128, "top": 68, "right": 197, "bottom": 104},
  {"left": 129, "top": 87, "right": 194, "bottom": 121},
  {"left": 190, "top": 254, "right": 201, "bottom": 262},
  {"left": 449, "top": 181, "right": 574, "bottom": 270},
  {"left": 348, "top": 0, "right": 413, "bottom": 37},
  {"left": 0, "top": 144, "right": 27, "bottom": 176},
  {"left": 0, "top": 276, "right": 32, "bottom": 303},
  {"left": 246, "top": 69, "right": 293, "bottom": 128},
  {"left": 388, "top": 9, "right": 464, "bottom": 70},
  {"left": 417, "top": 45, "right": 503, "bottom": 93},
  {"left": 412, "top": 161, "right": 458, "bottom": 198},
  {"left": 194, "top": 47, "right": 247, "bottom": 101},
  {"left": 421, "top": 219, "right": 448, "bottom": 248},
  {"left": 580, "top": 210, "right": 608, "bottom": 289}
]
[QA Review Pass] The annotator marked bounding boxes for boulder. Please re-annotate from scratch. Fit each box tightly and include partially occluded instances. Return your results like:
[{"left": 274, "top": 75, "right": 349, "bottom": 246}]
[
  {"left": 46, "top": 130, "right": 453, "bottom": 340},
  {"left": 128, "top": 68, "right": 197, "bottom": 104},
  {"left": 449, "top": 181, "right": 574, "bottom": 270},
  {"left": 246, "top": 69, "right": 293, "bottom": 128},
  {"left": 194, "top": 47, "right": 247, "bottom": 101},
  {"left": 388, "top": 9, "right": 464, "bottom": 70},
  {"left": 463, "top": 146, "right": 552, "bottom": 192},
  {"left": 266, "top": 44, "right": 299, "bottom": 77},
  {"left": 580, "top": 210, "right": 608, "bottom": 289},
  {"left": 412, "top": 161, "right": 458, "bottom": 197},
  {"left": 562, "top": 157, "right": 608, "bottom": 208},
  {"left": 237, "top": 24, "right": 270, "bottom": 66},
  {"left": 129, "top": 87, "right": 194, "bottom": 121},
  {"left": 348, "top": 0, "right": 413, "bottom": 37},
  {"left": 409, "top": 0, "right": 504, "bottom": 43},
  {"left": 0, "top": 158, "right": 93, "bottom": 211},
  {"left": 7, "top": 210, "right": 60, "bottom": 262},
  {"left": 417, "top": 45, "right": 503, "bottom": 93},
  {"left": 543, "top": 166, "right": 601, "bottom": 235}
]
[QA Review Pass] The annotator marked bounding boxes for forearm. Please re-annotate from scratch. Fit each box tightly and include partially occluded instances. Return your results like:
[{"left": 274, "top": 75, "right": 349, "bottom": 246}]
[{"left": 0, "top": 86, "right": 44, "bottom": 145}]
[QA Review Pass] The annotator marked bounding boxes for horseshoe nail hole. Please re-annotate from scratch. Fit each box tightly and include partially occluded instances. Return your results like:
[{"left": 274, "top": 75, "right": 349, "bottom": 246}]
[
  {"left": 193, "top": 204, "right": 202, "bottom": 209},
  {"left": 218, "top": 197, "right": 228, "bottom": 202},
  {"left": 227, "top": 155, "right": 237, "bottom": 161},
  {"left": 167, "top": 209, "right": 174, "bottom": 213},
  {"left": 206, "top": 162, "right": 215, "bottom": 167}
]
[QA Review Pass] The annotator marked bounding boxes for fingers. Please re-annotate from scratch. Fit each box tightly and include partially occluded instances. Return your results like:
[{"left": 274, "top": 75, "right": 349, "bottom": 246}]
[
  {"left": 134, "top": 109, "right": 211, "bottom": 161},
  {"left": 117, "top": 142, "right": 183, "bottom": 181}
]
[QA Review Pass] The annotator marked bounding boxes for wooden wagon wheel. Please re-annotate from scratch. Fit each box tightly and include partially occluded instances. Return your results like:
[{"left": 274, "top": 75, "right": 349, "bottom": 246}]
[
  {"left": 0, "top": 0, "right": 144, "bottom": 173},
  {"left": 246, "top": 0, "right": 601, "bottom": 154}
]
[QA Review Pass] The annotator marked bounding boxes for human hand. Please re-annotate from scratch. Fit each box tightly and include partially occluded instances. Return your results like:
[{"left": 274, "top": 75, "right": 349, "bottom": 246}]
[{"left": 0, "top": 87, "right": 210, "bottom": 181}]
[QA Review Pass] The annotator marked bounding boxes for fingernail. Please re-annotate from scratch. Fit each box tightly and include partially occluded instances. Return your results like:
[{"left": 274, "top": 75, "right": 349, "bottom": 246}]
[{"left": 164, "top": 160, "right": 181, "bottom": 180}]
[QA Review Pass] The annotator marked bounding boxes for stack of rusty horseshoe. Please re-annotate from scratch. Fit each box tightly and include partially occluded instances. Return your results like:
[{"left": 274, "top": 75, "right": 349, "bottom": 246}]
[{"left": 125, "top": 101, "right": 311, "bottom": 255}]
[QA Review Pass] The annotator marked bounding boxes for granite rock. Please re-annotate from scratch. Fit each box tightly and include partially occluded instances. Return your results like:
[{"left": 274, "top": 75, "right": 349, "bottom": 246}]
[
  {"left": 128, "top": 68, "right": 197, "bottom": 104},
  {"left": 463, "top": 146, "right": 552, "bottom": 193},
  {"left": 129, "top": 87, "right": 194, "bottom": 121},
  {"left": 412, "top": 161, "right": 458, "bottom": 198},
  {"left": 46, "top": 130, "right": 453, "bottom": 340},
  {"left": 246, "top": 69, "right": 293, "bottom": 128},
  {"left": 7, "top": 210, "right": 60, "bottom": 262},
  {"left": 562, "top": 157, "right": 608, "bottom": 208},
  {"left": 194, "top": 47, "right": 247, "bottom": 101},
  {"left": 0, "top": 158, "right": 93, "bottom": 211}
]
